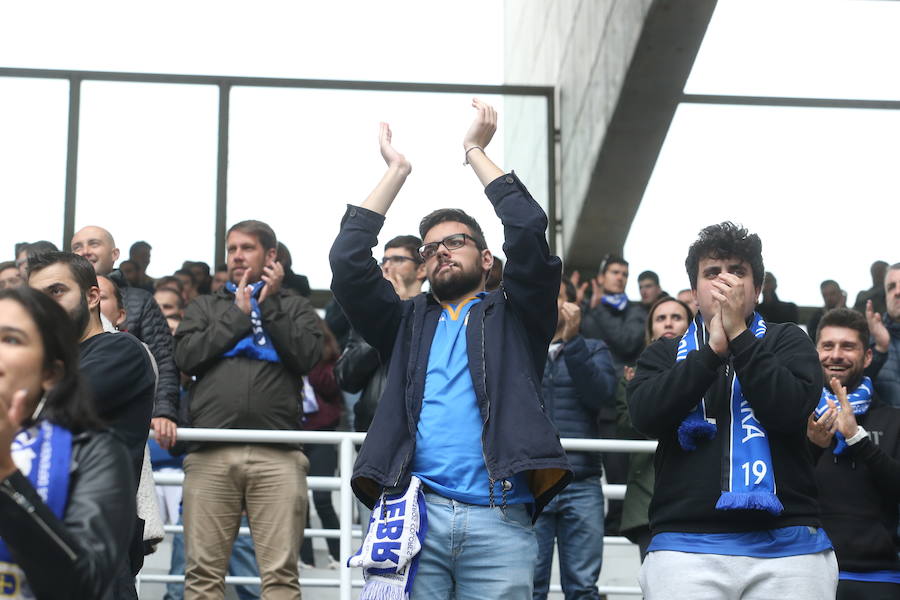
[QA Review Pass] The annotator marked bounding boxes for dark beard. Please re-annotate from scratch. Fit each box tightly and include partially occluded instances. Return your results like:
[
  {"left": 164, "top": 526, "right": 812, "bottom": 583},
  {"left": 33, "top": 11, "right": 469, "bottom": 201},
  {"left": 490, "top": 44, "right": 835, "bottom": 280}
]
[
  {"left": 69, "top": 294, "right": 91, "bottom": 338},
  {"left": 430, "top": 265, "right": 484, "bottom": 302}
]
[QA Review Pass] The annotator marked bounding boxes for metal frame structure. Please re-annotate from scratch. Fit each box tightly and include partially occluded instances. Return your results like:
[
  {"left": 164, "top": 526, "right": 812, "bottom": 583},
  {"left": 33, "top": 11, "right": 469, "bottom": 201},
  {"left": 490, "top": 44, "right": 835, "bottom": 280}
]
[
  {"left": 0, "top": 67, "right": 557, "bottom": 261},
  {"left": 138, "top": 428, "right": 657, "bottom": 598}
]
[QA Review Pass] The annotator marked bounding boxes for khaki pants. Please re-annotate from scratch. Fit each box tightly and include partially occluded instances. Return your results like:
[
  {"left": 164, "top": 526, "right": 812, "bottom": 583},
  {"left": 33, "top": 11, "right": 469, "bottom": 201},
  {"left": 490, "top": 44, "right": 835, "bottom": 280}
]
[{"left": 183, "top": 445, "right": 309, "bottom": 600}]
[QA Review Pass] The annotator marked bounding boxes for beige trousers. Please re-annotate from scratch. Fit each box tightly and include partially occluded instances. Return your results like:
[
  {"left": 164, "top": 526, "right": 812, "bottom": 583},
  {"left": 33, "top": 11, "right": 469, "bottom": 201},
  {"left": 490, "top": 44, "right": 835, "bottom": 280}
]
[{"left": 183, "top": 445, "right": 309, "bottom": 600}]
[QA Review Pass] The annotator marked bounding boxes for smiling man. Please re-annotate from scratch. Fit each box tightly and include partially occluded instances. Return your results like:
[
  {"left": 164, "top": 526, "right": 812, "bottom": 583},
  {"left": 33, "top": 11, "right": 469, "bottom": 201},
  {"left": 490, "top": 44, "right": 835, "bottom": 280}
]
[
  {"left": 627, "top": 222, "right": 834, "bottom": 599},
  {"left": 330, "top": 100, "right": 570, "bottom": 600},
  {"left": 807, "top": 308, "right": 900, "bottom": 599}
]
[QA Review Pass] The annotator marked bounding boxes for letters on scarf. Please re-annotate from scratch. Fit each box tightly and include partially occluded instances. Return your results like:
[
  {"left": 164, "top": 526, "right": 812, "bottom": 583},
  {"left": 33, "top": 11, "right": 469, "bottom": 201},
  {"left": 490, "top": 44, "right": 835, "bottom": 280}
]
[
  {"left": 0, "top": 421, "right": 72, "bottom": 599},
  {"left": 224, "top": 280, "right": 280, "bottom": 363},
  {"left": 815, "top": 376, "right": 873, "bottom": 455},
  {"left": 348, "top": 476, "right": 428, "bottom": 600},
  {"left": 676, "top": 313, "right": 784, "bottom": 515},
  {"left": 600, "top": 293, "right": 628, "bottom": 312}
]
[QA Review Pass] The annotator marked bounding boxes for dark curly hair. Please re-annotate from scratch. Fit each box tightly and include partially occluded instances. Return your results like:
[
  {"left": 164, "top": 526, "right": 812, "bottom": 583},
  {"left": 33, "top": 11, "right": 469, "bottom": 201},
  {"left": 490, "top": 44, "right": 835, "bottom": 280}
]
[{"left": 685, "top": 222, "right": 764, "bottom": 290}]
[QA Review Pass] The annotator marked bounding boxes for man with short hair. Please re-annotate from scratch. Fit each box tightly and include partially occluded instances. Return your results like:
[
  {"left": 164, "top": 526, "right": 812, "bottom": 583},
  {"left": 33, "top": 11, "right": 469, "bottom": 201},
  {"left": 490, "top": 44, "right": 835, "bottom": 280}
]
[
  {"left": 211, "top": 264, "right": 228, "bottom": 293},
  {"left": 183, "top": 261, "right": 212, "bottom": 295},
  {"left": 175, "top": 219, "right": 322, "bottom": 600},
  {"left": 676, "top": 288, "right": 698, "bottom": 313},
  {"left": 155, "top": 287, "right": 185, "bottom": 319},
  {"left": 757, "top": 271, "right": 799, "bottom": 324},
  {"left": 28, "top": 251, "right": 156, "bottom": 600},
  {"left": 854, "top": 260, "right": 889, "bottom": 316},
  {"left": 628, "top": 222, "right": 835, "bottom": 599},
  {"left": 16, "top": 240, "right": 59, "bottom": 279},
  {"left": 71, "top": 225, "right": 179, "bottom": 449},
  {"left": 870, "top": 263, "right": 900, "bottom": 408},
  {"left": 806, "top": 279, "right": 845, "bottom": 340},
  {"left": 638, "top": 270, "right": 667, "bottom": 309},
  {"left": 173, "top": 268, "right": 198, "bottom": 305},
  {"left": 330, "top": 101, "right": 570, "bottom": 599},
  {"left": 0, "top": 260, "right": 22, "bottom": 289},
  {"left": 807, "top": 308, "right": 900, "bottom": 599}
]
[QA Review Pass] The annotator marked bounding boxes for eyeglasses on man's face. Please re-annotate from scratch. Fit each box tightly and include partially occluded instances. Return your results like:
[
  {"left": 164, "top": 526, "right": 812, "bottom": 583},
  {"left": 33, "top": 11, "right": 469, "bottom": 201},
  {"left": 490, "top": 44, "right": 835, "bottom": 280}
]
[
  {"left": 380, "top": 255, "right": 420, "bottom": 267},
  {"left": 418, "top": 233, "right": 478, "bottom": 260}
]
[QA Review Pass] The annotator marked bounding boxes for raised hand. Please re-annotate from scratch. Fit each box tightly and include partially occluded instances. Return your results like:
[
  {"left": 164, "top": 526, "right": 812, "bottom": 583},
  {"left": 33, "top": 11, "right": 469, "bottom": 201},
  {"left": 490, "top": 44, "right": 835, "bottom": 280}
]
[
  {"left": 829, "top": 376, "right": 860, "bottom": 439},
  {"left": 589, "top": 276, "right": 604, "bottom": 310},
  {"left": 569, "top": 271, "right": 588, "bottom": 306},
  {"left": 258, "top": 260, "right": 284, "bottom": 304},
  {"left": 560, "top": 302, "right": 582, "bottom": 341},
  {"left": 235, "top": 270, "right": 252, "bottom": 315},
  {"left": 0, "top": 389, "right": 29, "bottom": 479},
  {"left": 463, "top": 98, "right": 497, "bottom": 152},
  {"left": 710, "top": 273, "right": 748, "bottom": 341},
  {"left": 807, "top": 409, "right": 836, "bottom": 449},
  {"left": 867, "top": 300, "right": 890, "bottom": 352},
  {"left": 707, "top": 305, "right": 729, "bottom": 357},
  {"left": 379, "top": 122, "right": 411, "bottom": 174}
]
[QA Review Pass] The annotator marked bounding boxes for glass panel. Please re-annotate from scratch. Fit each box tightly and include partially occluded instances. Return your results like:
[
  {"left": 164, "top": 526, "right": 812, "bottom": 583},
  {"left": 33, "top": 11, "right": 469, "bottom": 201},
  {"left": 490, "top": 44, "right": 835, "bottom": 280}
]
[
  {"left": 687, "top": 0, "right": 900, "bottom": 101},
  {"left": 75, "top": 81, "right": 218, "bottom": 276},
  {"left": 625, "top": 103, "right": 900, "bottom": 306},
  {"left": 228, "top": 87, "right": 547, "bottom": 290},
  {"left": 0, "top": 2, "right": 503, "bottom": 84},
  {"left": 0, "top": 77, "right": 69, "bottom": 258}
]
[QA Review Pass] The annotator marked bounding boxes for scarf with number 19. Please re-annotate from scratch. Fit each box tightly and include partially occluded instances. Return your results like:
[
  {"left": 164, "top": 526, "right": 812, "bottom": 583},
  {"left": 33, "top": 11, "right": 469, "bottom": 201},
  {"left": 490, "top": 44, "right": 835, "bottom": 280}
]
[{"left": 676, "top": 312, "right": 783, "bottom": 516}]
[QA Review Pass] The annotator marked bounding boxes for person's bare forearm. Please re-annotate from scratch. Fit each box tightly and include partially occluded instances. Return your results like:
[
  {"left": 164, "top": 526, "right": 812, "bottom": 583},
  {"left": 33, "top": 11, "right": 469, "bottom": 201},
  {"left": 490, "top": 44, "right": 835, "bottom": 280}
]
[
  {"left": 361, "top": 163, "right": 411, "bottom": 216},
  {"left": 465, "top": 148, "right": 504, "bottom": 187}
]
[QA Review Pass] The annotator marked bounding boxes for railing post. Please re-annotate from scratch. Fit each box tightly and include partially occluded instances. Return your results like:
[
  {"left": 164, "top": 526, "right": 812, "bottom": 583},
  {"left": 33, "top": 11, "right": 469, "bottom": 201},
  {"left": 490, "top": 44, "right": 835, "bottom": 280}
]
[{"left": 339, "top": 436, "right": 353, "bottom": 600}]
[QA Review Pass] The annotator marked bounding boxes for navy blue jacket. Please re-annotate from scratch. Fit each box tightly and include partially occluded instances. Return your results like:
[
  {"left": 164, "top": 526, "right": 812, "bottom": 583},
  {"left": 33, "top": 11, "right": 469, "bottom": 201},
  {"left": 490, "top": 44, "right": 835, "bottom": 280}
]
[
  {"left": 329, "top": 172, "right": 572, "bottom": 516},
  {"left": 542, "top": 335, "right": 617, "bottom": 479}
]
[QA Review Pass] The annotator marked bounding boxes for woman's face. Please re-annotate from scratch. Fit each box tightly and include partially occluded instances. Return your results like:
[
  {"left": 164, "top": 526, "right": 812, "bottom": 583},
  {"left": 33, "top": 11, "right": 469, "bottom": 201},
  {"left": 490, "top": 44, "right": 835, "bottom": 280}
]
[
  {"left": 650, "top": 300, "right": 691, "bottom": 342},
  {"left": 0, "top": 299, "right": 52, "bottom": 408}
]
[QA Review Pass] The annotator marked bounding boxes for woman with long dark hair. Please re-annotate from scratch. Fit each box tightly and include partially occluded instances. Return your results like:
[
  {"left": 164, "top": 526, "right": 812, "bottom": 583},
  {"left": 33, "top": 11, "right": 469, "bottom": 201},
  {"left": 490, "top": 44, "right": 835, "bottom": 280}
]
[{"left": 0, "top": 287, "right": 136, "bottom": 599}]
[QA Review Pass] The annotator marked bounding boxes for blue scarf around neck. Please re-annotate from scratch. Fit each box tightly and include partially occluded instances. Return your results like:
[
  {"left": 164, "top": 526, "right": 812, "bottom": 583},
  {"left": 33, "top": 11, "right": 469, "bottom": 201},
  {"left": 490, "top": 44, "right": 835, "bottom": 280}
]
[
  {"left": 816, "top": 376, "right": 873, "bottom": 455},
  {"left": 0, "top": 421, "right": 72, "bottom": 565},
  {"left": 676, "top": 312, "right": 783, "bottom": 515},
  {"left": 601, "top": 293, "right": 628, "bottom": 312},
  {"left": 224, "top": 280, "right": 281, "bottom": 363}
]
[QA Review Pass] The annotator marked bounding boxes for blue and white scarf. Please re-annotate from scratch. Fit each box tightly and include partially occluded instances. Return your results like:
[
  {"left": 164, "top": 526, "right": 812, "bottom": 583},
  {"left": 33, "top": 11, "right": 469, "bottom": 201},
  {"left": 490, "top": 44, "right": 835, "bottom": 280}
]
[
  {"left": 224, "top": 280, "right": 280, "bottom": 363},
  {"left": 348, "top": 477, "right": 428, "bottom": 600},
  {"left": 601, "top": 293, "right": 628, "bottom": 312},
  {"left": 0, "top": 422, "right": 72, "bottom": 599},
  {"left": 676, "top": 313, "right": 784, "bottom": 515},
  {"left": 815, "top": 377, "right": 873, "bottom": 455}
]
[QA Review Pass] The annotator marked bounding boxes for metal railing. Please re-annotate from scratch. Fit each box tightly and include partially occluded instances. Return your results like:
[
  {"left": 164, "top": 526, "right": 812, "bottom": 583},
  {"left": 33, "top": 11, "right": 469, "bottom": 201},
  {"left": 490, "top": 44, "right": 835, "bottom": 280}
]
[{"left": 139, "top": 428, "right": 657, "bottom": 598}]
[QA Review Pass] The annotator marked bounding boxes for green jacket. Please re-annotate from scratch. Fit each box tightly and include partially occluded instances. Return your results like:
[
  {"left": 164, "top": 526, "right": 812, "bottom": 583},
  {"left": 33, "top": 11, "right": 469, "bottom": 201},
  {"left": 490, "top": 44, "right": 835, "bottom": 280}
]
[{"left": 615, "top": 376, "right": 655, "bottom": 537}]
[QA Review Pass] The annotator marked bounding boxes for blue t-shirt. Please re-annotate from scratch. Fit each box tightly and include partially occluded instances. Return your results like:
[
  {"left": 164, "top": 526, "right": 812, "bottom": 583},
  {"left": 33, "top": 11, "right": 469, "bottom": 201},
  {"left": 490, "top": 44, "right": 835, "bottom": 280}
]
[
  {"left": 648, "top": 526, "right": 832, "bottom": 558},
  {"left": 411, "top": 294, "right": 532, "bottom": 505}
]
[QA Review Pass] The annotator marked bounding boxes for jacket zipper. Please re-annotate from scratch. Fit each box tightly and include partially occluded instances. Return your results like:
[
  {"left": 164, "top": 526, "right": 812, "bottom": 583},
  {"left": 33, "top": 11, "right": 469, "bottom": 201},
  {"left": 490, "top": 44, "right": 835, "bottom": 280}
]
[
  {"left": 394, "top": 301, "right": 417, "bottom": 488},
  {"left": 1, "top": 481, "right": 78, "bottom": 561},
  {"left": 479, "top": 306, "right": 494, "bottom": 490}
]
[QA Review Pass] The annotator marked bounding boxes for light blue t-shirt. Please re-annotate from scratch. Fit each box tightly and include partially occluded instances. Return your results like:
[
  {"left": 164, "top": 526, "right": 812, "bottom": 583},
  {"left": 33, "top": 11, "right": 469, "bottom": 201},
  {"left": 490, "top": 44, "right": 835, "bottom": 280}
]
[
  {"left": 411, "top": 294, "right": 532, "bottom": 505},
  {"left": 839, "top": 570, "right": 900, "bottom": 584},
  {"left": 648, "top": 526, "right": 832, "bottom": 558}
]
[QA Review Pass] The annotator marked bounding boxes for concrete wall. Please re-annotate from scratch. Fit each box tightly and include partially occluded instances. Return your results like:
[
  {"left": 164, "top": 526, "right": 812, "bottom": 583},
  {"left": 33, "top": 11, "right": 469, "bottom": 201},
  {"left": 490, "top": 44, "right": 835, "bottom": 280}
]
[{"left": 504, "top": 0, "right": 654, "bottom": 259}]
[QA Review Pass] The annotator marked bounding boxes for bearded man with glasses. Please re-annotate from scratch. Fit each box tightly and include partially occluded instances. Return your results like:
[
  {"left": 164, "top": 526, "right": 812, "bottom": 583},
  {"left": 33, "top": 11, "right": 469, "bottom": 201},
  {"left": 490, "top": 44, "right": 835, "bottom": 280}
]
[{"left": 330, "top": 99, "right": 571, "bottom": 599}]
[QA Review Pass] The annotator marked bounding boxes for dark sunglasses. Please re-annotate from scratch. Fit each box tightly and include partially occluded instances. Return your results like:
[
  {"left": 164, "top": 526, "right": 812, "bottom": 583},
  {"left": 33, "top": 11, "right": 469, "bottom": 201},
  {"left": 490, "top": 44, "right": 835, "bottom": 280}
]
[{"left": 418, "top": 233, "right": 478, "bottom": 260}]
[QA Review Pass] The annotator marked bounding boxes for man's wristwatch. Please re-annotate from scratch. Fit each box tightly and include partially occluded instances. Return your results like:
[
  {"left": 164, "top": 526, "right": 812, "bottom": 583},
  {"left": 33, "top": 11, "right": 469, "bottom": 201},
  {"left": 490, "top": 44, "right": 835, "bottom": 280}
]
[{"left": 845, "top": 426, "right": 869, "bottom": 446}]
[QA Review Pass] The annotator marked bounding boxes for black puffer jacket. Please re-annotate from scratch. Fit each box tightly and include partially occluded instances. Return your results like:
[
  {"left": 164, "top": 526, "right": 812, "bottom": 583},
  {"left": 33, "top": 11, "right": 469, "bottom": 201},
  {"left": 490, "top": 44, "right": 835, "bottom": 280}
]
[
  {"left": 335, "top": 328, "right": 386, "bottom": 432},
  {"left": 542, "top": 335, "right": 617, "bottom": 479},
  {"left": 108, "top": 270, "right": 179, "bottom": 421},
  {"left": 0, "top": 429, "right": 136, "bottom": 600}
]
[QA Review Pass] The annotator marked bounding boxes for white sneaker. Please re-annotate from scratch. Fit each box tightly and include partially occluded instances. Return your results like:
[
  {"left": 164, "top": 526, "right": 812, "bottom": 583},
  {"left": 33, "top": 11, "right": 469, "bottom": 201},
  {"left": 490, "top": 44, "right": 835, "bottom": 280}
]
[
  {"left": 327, "top": 558, "right": 341, "bottom": 570},
  {"left": 299, "top": 561, "right": 315, "bottom": 570}
]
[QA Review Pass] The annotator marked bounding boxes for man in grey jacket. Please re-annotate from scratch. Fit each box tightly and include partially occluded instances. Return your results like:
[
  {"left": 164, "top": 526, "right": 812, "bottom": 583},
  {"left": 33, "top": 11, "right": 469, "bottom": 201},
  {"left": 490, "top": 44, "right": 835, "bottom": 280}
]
[{"left": 175, "top": 219, "right": 322, "bottom": 600}]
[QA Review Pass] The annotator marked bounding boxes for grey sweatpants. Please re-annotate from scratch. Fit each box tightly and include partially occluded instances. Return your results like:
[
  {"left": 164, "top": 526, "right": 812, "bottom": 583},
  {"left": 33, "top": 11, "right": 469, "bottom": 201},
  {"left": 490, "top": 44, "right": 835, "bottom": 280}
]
[{"left": 640, "top": 549, "right": 838, "bottom": 600}]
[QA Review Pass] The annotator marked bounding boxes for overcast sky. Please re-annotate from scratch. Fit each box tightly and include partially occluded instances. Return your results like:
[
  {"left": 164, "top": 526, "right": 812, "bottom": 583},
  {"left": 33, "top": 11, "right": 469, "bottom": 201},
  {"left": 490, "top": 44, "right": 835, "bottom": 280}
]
[{"left": 2, "top": 0, "right": 898, "bottom": 306}]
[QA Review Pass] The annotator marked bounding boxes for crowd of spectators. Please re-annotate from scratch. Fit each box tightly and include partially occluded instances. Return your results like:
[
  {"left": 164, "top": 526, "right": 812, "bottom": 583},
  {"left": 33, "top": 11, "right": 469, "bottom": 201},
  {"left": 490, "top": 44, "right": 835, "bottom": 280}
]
[{"left": 0, "top": 106, "right": 898, "bottom": 599}]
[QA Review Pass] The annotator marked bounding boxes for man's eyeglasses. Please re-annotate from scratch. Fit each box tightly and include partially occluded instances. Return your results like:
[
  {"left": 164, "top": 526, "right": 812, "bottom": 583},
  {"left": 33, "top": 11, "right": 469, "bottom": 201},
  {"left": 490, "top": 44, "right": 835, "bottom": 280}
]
[
  {"left": 380, "top": 256, "right": 421, "bottom": 266},
  {"left": 418, "top": 233, "right": 478, "bottom": 260}
]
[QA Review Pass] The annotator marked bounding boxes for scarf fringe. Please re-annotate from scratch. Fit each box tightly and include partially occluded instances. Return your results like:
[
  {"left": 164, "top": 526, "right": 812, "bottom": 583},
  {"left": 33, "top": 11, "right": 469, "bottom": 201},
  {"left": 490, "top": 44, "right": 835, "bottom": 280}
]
[
  {"left": 359, "top": 579, "right": 408, "bottom": 600},
  {"left": 715, "top": 491, "right": 784, "bottom": 516},
  {"left": 677, "top": 419, "right": 717, "bottom": 451}
]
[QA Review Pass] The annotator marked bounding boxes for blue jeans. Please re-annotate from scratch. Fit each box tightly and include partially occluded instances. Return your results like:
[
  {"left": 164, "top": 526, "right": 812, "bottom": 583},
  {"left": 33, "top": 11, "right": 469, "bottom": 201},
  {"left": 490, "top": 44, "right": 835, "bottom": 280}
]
[
  {"left": 165, "top": 514, "right": 261, "bottom": 600},
  {"left": 532, "top": 476, "right": 604, "bottom": 600},
  {"left": 410, "top": 492, "right": 538, "bottom": 600}
]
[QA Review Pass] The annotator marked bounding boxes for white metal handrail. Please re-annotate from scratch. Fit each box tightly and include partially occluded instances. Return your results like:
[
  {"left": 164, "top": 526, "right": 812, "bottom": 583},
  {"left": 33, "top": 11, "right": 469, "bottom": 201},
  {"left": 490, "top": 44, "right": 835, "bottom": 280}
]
[{"left": 141, "top": 428, "right": 656, "bottom": 598}]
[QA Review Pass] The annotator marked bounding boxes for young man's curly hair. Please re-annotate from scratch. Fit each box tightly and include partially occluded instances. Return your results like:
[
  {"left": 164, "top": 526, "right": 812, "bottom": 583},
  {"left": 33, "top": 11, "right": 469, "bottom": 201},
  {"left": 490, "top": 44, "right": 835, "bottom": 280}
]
[{"left": 684, "top": 222, "right": 764, "bottom": 290}]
